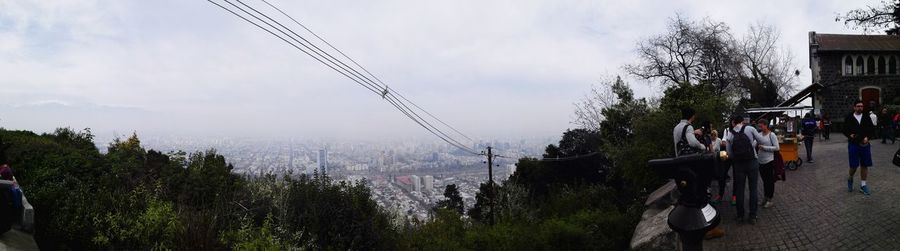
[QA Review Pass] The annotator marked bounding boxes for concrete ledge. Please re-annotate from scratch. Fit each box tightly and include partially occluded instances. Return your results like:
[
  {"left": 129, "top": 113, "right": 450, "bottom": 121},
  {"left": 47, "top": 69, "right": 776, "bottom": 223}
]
[
  {"left": 631, "top": 181, "right": 680, "bottom": 251},
  {"left": 9, "top": 177, "right": 33, "bottom": 233},
  {"left": 20, "top": 196, "right": 32, "bottom": 233},
  {"left": 629, "top": 205, "right": 677, "bottom": 251},
  {"left": 644, "top": 180, "right": 677, "bottom": 208},
  {"left": 0, "top": 228, "right": 38, "bottom": 250}
]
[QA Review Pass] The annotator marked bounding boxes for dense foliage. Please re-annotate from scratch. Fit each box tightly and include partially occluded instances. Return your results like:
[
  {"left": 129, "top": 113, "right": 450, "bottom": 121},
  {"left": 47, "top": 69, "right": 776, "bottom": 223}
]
[{"left": 0, "top": 128, "right": 400, "bottom": 250}]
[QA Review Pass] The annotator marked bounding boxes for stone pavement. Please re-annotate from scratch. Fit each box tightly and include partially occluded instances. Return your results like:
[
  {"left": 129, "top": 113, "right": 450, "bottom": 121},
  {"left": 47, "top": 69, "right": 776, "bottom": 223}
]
[{"left": 705, "top": 135, "right": 900, "bottom": 250}]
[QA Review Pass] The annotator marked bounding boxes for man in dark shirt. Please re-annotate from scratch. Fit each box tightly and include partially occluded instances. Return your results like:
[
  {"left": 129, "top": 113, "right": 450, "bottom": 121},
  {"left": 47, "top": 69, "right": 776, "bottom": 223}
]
[
  {"left": 801, "top": 113, "right": 817, "bottom": 163},
  {"left": 843, "top": 100, "right": 876, "bottom": 195}
]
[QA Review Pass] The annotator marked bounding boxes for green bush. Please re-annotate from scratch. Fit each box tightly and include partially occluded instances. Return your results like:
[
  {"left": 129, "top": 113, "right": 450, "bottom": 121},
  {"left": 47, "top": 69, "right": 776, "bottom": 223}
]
[{"left": 222, "top": 214, "right": 288, "bottom": 251}]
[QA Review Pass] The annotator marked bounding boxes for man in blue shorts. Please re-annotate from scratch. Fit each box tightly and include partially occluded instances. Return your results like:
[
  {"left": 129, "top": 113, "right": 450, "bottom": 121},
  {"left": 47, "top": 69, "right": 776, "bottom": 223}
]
[{"left": 843, "top": 100, "right": 876, "bottom": 195}]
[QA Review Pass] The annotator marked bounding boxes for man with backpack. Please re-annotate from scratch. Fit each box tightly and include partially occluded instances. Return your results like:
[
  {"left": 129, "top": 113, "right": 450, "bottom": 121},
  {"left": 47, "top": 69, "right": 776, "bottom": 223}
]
[
  {"left": 725, "top": 114, "right": 769, "bottom": 224},
  {"left": 673, "top": 107, "right": 707, "bottom": 156}
]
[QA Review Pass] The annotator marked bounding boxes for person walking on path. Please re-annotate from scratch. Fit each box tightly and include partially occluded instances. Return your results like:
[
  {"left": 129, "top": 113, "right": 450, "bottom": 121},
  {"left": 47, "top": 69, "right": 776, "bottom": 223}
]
[
  {"left": 823, "top": 114, "right": 832, "bottom": 140},
  {"left": 725, "top": 115, "right": 769, "bottom": 224},
  {"left": 720, "top": 127, "right": 738, "bottom": 206},
  {"left": 801, "top": 113, "right": 817, "bottom": 163},
  {"left": 869, "top": 109, "right": 878, "bottom": 139},
  {"left": 710, "top": 130, "right": 730, "bottom": 205},
  {"left": 880, "top": 108, "right": 895, "bottom": 144},
  {"left": 756, "top": 119, "right": 780, "bottom": 208},
  {"left": 844, "top": 100, "right": 877, "bottom": 196}
]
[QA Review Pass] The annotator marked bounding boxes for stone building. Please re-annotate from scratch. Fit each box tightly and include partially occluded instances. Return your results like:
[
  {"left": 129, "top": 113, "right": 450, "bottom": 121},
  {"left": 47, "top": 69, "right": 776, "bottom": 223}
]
[{"left": 808, "top": 32, "right": 900, "bottom": 122}]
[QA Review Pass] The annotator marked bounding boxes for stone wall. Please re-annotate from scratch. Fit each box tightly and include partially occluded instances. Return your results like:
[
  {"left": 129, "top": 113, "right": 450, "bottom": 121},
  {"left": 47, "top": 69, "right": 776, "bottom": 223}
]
[
  {"left": 629, "top": 181, "right": 678, "bottom": 251},
  {"left": 815, "top": 52, "right": 900, "bottom": 123}
]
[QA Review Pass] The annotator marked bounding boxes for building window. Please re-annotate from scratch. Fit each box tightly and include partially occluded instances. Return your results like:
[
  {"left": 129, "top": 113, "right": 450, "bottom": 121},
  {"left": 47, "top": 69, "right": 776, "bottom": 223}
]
[
  {"left": 867, "top": 56, "right": 876, "bottom": 75},
  {"left": 844, "top": 55, "right": 854, "bottom": 75},
  {"left": 890, "top": 56, "right": 897, "bottom": 75},
  {"left": 856, "top": 56, "right": 864, "bottom": 75},
  {"left": 878, "top": 56, "right": 886, "bottom": 74}
]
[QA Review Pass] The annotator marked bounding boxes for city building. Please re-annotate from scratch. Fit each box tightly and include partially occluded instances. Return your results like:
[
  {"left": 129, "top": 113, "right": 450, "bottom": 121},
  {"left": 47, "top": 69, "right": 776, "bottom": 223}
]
[
  {"left": 423, "top": 175, "right": 434, "bottom": 193},
  {"left": 317, "top": 149, "right": 328, "bottom": 174},
  {"left": 410, "top": 175, "right": 422, "bottom": 192},
  {"left": 808, "top": 32, "right": 900, "bottom": 122}
]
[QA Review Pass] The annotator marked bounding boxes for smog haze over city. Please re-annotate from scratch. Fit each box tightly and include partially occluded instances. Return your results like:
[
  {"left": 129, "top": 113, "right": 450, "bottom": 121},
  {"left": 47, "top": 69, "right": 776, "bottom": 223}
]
[{"left": 0, "top": 0, "right": 865, "bottom": 141}]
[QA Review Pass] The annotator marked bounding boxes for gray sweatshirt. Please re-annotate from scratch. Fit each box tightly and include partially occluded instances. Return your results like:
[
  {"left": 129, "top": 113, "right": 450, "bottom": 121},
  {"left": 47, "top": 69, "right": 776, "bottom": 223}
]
[{"left": 755, "top": 131, "right": 779, "bottom": 164}]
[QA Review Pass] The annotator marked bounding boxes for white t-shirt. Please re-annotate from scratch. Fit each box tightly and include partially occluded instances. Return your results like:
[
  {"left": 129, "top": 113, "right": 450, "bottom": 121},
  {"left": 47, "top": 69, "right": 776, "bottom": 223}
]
[
  {"left": 854, "top": 113, "right": 863, "bottom": 124},
  {"left": 870, "top": 112, "right": 877, "bottom": 126},
  {"left": 711, "top": 138, "right": 723, "bottom": 152}
]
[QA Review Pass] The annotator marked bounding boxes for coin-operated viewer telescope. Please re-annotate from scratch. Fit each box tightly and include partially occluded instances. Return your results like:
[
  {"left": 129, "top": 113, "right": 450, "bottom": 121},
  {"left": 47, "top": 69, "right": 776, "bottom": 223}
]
[{"left": 647, "top": 151, "right": 728, "bottom": 251}]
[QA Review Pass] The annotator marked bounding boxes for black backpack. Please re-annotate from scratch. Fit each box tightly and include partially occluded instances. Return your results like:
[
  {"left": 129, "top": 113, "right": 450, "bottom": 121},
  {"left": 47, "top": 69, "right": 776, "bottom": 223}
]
[
  {"left": 677, "top": 124, "right": 701, "bottom": 156},
  {"left": 730, "top": 125, "right": 755, "bottom": 160}
]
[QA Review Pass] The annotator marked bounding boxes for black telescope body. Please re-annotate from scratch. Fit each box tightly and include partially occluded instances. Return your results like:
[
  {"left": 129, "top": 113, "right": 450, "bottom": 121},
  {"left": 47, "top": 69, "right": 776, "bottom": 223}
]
[{"left": 647, "top": 152, "right": 724, "bottom": 251}]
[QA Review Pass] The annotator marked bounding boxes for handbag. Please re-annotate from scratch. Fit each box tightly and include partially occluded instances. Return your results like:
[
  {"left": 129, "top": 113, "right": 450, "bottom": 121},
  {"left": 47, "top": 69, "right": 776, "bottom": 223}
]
[
  {"left": 893, "top": 147, "right": 900, "bottom": 167},
  {"left": 770, "top": 134, "right": 785, "bottom": 181},
  {"left": 774, "top": 151, "right": 786, "bottom": 181}
]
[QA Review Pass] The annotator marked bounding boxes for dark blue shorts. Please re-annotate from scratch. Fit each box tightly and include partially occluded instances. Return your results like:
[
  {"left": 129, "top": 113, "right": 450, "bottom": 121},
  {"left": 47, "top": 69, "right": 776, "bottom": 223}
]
[{"left": 848, "top": 143, "right": 873, "bottom": 168}]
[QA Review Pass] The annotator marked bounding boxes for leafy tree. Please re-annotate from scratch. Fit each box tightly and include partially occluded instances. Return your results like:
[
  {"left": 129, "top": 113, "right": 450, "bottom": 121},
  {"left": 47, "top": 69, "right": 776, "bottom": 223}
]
[
  {"left": 513, "top": 129, "right": 608, "bottom": 198},
  {"left": 466, "top": 181, "right": 494, "bottom": 224},
  {"left": 92, "top": 186, "right": 181, "bottom": 250},
  {"left": 549, "top": 129, "right": 602, "bottom": 158},
  {"left": 435, "top": 184, "right": 464, "bottom": 215},
  {"left": 837, "top": 0, "right": 900, "bottom": 35},
  {"left": 0, "top": 128, "right": 105, "bottom": 249},
  {"left": 598, "top": 77, "right": 651, "bottom": 145},
  {"left": 278, "top": 174, "right": 400, "bottom": 250},
  {"left": 222, "top": 214, "right": 289, "bottom": 251},
  {"left": 45, "top": 127, "right": 96, "bottom": 152},
  {"left": 105, "top": 133, "right": 148, "bottom": 191},
  {"left": 401, "top": 208, "right": 467, "bottom": 251}
]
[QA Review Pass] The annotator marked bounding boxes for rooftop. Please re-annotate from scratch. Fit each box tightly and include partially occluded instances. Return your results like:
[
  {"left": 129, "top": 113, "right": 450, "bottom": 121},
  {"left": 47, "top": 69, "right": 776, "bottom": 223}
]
[{"left": 812, "top": 32, "right": 900, "bottom": 52}]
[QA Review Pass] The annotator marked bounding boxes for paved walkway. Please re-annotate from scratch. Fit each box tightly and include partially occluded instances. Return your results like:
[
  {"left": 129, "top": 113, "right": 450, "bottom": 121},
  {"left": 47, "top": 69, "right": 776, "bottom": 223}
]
[{"left": 705, "top": 135, "right": 900, "bottom": 250}]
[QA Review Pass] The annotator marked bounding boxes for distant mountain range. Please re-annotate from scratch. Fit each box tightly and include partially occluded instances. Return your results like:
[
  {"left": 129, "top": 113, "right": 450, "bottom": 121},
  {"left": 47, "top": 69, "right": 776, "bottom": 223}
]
[{"left": 0, "top": 101, "right": 157, "bottom": 136}]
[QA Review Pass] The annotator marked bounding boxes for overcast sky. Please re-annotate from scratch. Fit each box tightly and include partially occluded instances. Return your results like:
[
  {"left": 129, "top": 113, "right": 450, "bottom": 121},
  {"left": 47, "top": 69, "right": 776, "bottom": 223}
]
[{"left": 0, "top": 0, "right": 876, "bottom": 142}]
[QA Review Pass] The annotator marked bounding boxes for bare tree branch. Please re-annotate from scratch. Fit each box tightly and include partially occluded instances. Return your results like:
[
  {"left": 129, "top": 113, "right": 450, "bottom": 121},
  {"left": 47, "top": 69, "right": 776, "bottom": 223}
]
[{"left": 837, "top": 0, "right": 900, "bottom": 34}]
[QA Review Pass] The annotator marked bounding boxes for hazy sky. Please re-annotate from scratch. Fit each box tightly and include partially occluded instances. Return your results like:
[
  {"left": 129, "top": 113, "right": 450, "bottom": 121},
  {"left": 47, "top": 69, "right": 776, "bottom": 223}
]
[{"left": 0, "top": 0, "right": 874, "bottom": 142}]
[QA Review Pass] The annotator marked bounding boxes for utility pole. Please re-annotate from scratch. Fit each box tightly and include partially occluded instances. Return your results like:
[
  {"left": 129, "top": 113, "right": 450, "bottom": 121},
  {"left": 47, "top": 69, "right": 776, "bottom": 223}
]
[{"left": 487, "top": 146, "right": 494, "bottom": 225}]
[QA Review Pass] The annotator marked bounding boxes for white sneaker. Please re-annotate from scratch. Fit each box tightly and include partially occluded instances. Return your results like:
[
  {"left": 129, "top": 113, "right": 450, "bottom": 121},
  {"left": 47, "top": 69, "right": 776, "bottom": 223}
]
[{"left": 763, "top": 201, "right": 774, "bottom": 208}]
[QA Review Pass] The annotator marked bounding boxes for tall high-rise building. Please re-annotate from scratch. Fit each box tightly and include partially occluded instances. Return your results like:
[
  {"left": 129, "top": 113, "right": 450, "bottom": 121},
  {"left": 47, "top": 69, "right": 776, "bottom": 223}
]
[
  {"left": 317, "top": 149, "right": 328, "bottom": 174},
  {"left": 410, "top": 175, "right": 422, "bottom": 192},
  {"left": 423, "top": 175, "right": 434, "bottom": 193}
]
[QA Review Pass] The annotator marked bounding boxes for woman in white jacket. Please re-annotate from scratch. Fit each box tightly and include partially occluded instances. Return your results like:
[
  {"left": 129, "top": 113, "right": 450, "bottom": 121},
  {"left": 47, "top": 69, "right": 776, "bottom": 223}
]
[{"left": 756, "top": 119, "right": 780, "bottom": 208}]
